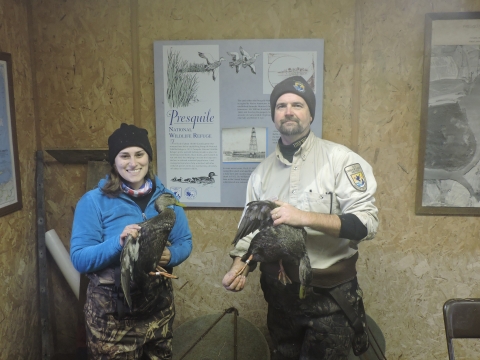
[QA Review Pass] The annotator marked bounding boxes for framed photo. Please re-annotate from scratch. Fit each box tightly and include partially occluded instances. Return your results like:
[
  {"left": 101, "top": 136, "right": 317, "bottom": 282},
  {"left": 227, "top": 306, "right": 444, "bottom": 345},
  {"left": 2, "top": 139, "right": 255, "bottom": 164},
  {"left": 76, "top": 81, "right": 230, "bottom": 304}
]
[
  {"left": 416, "top": 12, "right": 480, "bottom": 215},
  {"left": 0, "top": 52, "right": 22, "bottom": 217}
]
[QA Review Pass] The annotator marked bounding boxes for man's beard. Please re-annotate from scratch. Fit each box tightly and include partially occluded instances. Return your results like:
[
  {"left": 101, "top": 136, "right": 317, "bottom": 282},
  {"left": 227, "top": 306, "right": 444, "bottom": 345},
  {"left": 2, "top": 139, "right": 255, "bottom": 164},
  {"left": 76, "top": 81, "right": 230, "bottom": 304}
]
[{"left": 278, "top": 117, "right": 306, "bottom": 136}]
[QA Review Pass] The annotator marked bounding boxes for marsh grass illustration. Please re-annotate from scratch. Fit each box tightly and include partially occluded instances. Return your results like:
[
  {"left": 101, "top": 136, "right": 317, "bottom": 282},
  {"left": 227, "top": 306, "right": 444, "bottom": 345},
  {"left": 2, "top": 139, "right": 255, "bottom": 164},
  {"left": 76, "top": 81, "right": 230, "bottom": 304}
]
[{"left": 167, "top": 49, "right": 199, "bottom": 107}]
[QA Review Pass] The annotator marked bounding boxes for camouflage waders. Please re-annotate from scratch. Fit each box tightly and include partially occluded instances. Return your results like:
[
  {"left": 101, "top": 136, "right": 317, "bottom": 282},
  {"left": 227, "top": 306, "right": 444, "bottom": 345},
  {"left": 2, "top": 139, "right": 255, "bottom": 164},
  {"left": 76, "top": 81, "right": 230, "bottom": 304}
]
[
  {"left": 85, "top": 269, "right": 175, "bottom": 359},
  {"left": 260, "top": 274, "right": 365, "bottom": 360}
]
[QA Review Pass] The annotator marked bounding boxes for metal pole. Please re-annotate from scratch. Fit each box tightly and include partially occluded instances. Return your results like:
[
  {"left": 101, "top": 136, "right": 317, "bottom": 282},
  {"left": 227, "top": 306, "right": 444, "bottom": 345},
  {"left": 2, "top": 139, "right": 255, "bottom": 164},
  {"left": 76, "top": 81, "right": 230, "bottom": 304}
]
[{"left": 36, "top": 150, "right": 52, "bottom": 359}]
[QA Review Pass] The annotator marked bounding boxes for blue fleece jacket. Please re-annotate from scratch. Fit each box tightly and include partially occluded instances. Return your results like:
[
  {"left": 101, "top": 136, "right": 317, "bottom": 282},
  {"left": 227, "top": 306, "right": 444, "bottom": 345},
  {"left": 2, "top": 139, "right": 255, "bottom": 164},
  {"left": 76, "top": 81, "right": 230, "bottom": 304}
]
[{"left": 70, "top": 176, "right": 193, "bottom": 274}]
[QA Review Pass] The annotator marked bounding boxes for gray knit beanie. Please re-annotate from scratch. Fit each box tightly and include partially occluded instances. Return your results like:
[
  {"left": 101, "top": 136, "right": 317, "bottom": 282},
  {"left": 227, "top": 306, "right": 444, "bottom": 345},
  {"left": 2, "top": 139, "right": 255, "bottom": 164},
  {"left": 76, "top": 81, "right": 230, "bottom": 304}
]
[{"left": 270, "top": 76, "right": 316, "bottom": 121}]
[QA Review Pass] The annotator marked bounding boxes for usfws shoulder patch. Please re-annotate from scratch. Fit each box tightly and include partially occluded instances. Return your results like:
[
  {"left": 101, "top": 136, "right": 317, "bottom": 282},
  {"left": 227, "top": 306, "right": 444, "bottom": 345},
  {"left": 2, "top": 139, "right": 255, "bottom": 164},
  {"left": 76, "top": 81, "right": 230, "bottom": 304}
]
[{"left": 344, "top": 163, "right": 367, "bottom": 192}]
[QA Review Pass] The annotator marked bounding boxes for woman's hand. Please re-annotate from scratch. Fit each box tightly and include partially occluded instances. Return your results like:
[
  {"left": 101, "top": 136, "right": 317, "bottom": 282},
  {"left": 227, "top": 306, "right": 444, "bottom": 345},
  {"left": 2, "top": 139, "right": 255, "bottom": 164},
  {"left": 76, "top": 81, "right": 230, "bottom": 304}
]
[
  {"left": 120, "top": 224, "right": 142, "bottom": 246},
  {"left": 159, "top": 248, "right": 171, "bottom": 266}
]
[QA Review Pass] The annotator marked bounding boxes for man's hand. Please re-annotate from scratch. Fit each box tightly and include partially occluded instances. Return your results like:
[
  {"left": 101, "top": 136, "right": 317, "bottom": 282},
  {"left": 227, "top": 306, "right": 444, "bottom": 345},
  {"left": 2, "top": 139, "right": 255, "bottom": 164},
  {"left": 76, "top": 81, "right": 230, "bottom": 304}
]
[
  {"left": 271, "top": 200, "right": 306, "bottom": 227},
  {"left": 272, "top": 200, "right": 341, "bottom": 237},
  {"left": 222, "top": 257, "right": 250, "bottom": 292}
]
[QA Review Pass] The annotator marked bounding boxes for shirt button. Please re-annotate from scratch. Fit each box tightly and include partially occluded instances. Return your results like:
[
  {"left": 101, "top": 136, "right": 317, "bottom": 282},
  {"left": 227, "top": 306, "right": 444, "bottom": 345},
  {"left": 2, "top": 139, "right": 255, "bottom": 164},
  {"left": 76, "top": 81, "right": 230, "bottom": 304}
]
[
  {"left": 294, "top": 166, "right": 297, "bottom": 170},
  {"left": 292, "top": 190, "right": 297, "bottom": 194}
]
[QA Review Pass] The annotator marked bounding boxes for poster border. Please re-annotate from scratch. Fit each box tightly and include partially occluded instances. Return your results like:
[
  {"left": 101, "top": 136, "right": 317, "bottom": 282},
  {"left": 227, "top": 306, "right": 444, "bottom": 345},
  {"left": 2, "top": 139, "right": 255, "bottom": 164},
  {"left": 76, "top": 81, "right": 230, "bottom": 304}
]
[{"left": 0, "top": 52, "right": 22, "bottom": 217}]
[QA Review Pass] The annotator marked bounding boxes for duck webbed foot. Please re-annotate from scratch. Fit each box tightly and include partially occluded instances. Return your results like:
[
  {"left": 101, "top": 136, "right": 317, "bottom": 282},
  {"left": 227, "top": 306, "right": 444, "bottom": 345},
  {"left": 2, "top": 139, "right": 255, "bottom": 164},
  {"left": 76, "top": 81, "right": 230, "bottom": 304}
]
[
  {"left": 149, "top": 266, "right": 178, "bottom": 279},
  {"left": 278, "top": 259, "right": 292, "bottom": 285}
]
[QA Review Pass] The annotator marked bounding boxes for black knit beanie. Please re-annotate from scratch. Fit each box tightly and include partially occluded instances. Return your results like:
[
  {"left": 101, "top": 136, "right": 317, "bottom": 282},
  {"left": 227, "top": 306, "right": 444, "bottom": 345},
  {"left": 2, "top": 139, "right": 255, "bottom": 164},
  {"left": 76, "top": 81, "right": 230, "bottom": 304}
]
[
  {"left": 108, "top": 123, "right": 153, "bottom": 165},
  {"left": 270, "top": 76, "right": 316, "bottom": 121}
]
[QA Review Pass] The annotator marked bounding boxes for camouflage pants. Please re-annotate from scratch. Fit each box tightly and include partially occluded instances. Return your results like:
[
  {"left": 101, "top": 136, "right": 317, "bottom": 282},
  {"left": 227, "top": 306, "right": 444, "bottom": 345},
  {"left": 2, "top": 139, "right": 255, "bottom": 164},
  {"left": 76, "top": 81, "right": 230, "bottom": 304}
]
[
  {"left": 84, "top": 277, "right": 175, "bottom": 359},
  {"left": 261, "top": 274, "right": 364, "bottom": 360}
]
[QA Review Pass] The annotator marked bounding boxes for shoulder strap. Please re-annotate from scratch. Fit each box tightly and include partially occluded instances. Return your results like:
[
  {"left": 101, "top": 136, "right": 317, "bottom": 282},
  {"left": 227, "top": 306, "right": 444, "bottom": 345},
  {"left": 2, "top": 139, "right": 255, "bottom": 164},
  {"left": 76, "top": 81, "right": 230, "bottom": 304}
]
[{"left": 328, "top": 286, "right": 364, "bottom": 335}]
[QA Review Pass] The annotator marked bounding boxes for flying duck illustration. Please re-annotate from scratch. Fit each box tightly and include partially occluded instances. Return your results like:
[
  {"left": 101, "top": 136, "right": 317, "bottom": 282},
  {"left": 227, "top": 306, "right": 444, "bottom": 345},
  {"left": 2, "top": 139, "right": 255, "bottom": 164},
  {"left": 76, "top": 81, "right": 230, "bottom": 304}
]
[
  {"left": 226, "top": 51, "right": 243, "bottom": 73},
  {"left": 198, "top": 52, "right": 225, "bottom": 81},
  {"left": 232, "top": 200, "right": 312, "bottom": 299},
  {"left": 239, "top": 47, "right": 260, "bottom": 74},
  {"left": 120, "top": 193, "right": 183, "bottom": 308}
]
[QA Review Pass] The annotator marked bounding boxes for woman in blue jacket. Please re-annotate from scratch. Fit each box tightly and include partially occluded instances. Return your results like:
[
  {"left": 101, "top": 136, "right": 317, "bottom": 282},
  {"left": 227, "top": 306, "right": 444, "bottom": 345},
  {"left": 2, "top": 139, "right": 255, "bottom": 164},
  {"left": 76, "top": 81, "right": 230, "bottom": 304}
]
[{"left": 70, "top": 123, "right": 192, "bottom": 359}]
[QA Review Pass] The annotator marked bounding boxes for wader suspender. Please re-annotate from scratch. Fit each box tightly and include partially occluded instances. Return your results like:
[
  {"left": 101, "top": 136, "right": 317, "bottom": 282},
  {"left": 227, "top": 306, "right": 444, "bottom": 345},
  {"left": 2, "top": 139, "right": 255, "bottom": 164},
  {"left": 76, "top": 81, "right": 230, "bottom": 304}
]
[
  {"left": 329, "top": 287, "right": 388, "bottom": 359},
  {"left": 328, "top": 286, "right": 364, "bottom": 336}
]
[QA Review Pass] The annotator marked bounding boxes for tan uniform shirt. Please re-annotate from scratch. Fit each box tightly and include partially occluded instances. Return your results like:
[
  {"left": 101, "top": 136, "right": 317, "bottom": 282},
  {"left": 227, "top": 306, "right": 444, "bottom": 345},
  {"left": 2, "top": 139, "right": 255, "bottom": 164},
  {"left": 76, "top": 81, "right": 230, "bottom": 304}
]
[{"left": 230, "top": 132, "right": 379, "bottom": 270}]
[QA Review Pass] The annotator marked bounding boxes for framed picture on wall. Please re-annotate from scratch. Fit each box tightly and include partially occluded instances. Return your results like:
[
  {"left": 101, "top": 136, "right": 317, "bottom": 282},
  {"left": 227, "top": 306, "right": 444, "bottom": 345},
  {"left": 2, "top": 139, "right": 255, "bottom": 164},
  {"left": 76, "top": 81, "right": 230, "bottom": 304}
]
[
  {"left": 416, "top": 12, "right": 480, "bottom": 215},
  {"left": 0, "top": 52, "right": 22, "bottom": 217}
]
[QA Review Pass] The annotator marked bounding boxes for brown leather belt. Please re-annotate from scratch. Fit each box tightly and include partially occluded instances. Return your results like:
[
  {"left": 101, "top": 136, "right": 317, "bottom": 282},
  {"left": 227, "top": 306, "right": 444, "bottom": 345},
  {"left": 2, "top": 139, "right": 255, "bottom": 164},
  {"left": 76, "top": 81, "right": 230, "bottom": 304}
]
[{"left": 260, "top": 252, "right": 358, "bottom": 288}]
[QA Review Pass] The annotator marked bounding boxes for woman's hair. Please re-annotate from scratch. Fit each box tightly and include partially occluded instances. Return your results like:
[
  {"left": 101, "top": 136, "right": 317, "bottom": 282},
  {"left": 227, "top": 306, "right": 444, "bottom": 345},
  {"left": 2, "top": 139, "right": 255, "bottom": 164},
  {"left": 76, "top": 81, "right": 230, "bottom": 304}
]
[{"left": 101, "top": 161, "right": 156, "bottom": 197}]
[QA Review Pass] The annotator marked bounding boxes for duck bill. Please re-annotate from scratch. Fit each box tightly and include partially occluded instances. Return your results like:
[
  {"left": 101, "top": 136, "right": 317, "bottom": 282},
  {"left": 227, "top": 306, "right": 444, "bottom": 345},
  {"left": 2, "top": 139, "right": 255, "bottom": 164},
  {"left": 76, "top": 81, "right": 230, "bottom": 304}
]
[{"left": 175, "top": 200, "right": 186, "bottom": 208}]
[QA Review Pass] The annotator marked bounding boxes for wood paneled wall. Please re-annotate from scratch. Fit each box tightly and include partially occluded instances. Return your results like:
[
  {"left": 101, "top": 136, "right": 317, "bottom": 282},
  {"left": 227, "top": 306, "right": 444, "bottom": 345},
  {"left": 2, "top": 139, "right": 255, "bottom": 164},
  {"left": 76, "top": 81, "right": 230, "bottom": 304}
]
[
  {"left": 0, "top": 0, "right": 40, "bottom": 358},
  {"left": 2, "top": 0, "right": 480, "bottom": 358}
]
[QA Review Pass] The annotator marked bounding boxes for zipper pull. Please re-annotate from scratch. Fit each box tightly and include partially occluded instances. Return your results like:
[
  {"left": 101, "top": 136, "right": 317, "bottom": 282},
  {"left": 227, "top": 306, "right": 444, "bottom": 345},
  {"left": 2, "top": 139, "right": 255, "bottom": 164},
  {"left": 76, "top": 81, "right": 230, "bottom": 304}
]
[{"left": 142, "top": 213, "right": 147, "bottom": 221}]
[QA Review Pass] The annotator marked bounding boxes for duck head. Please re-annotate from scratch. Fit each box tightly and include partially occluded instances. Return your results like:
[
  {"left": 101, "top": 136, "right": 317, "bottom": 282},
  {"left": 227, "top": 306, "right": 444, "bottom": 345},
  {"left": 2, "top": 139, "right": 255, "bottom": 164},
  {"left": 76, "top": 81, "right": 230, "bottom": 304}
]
[{"left": 155, "top": 193, "right": 185, "bottom": 213}]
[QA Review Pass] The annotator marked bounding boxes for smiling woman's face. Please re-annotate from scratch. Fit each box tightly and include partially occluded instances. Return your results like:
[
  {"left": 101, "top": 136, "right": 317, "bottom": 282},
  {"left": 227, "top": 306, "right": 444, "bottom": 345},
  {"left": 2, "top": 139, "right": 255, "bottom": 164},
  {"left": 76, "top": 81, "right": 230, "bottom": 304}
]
[{"left": 114, "top": 146, "right": 149, "bottom": 189}]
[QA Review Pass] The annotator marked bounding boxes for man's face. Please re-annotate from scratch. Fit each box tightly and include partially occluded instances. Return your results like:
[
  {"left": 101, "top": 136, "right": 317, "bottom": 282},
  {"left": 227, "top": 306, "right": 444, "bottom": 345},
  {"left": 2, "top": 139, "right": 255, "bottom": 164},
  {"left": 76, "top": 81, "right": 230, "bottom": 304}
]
[{"left": 273, "top": 93, "right": 312, "bottom": 144}]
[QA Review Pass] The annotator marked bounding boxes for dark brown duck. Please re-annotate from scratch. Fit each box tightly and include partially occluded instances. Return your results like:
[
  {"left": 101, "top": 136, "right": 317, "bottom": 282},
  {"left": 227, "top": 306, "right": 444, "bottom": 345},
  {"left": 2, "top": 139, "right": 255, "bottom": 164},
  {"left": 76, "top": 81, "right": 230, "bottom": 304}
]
[
  {"left": 120, "top": 193, "right": 181, "bottom": 308},
  {"left": 233, "top": 200, "right": 312, "bottom": 298}
]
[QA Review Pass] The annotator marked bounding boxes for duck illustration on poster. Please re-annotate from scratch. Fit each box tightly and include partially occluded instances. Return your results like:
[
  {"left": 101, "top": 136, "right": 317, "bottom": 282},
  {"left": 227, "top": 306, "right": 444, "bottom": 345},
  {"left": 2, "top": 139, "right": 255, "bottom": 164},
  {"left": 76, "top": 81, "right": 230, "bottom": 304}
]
[
  {"left": 226, "top": 50, "right": 243, "bottom": 73},
  {"left": 170, "top": 172, "right": 217, "bottom": 201},
  {"left": 171, "top": 172, "right": 217, "bottom": 185},
  {"left": 240, "top": 46, "right": 260, "bottom": 74},
  {"left": 197, "top": 52, "right": 225, "bottom": 81},
  {"left": 165, "top": 47, "right": 225, "bottom": 108},
  {"left": 226, "top": 46, "right": 260, "bottom": 75}
]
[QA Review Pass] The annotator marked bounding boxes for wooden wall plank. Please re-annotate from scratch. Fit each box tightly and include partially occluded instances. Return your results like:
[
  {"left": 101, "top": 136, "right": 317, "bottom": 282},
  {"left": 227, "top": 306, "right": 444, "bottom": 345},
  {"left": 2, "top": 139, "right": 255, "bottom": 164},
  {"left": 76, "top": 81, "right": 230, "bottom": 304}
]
[{"left": 0, "top": 0, "right": 41, "bottom": 358}]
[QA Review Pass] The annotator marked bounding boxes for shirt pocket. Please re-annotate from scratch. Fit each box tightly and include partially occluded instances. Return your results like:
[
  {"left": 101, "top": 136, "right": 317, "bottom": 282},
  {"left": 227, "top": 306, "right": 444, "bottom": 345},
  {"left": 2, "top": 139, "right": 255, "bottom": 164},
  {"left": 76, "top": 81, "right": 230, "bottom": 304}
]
[{"left": 303, "top": 191, "right": 337, "bottom": 214}]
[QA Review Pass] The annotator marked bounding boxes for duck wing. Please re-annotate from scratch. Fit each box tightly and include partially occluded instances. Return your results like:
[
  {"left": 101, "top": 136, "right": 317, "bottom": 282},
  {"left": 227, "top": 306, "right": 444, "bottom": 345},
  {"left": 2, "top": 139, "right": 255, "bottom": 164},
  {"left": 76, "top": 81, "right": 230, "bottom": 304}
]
[
  {"left": 239, "top": 46, "right": 251, "bottom": 61},
  {"left": 227, "top": 51, "right": 238, "bottom": 59},
  {"left": 247, "top": 224, "right": 306, "bottom": 263},
  {"left": 231, "top": 200, "right": 312, "bottom": 299},
  {"left": 120, "top": 208, "right": 176, "bottom": 308},
  {"left": 198, "top": 52, "right": 210, "bottom": 64},
  {"left": 227, "top": 51, "right": 239, "bottom": 62},
  {"left": 120, "top": 233, "right": 139, "bottom": 308},
  {"left": 248, "top": 224, "right": 311, "bottom": 298},
  {"left": 232, "top": 200, "right": 277, "bottom": 246}
]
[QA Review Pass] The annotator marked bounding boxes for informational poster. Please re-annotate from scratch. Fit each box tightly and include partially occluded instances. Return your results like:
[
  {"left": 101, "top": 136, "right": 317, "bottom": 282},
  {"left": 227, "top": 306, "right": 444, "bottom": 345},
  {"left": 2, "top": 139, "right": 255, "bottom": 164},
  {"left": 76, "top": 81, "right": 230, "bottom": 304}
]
[{"left": 154, "top": 39, "right": 324, "bottom": 207}]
